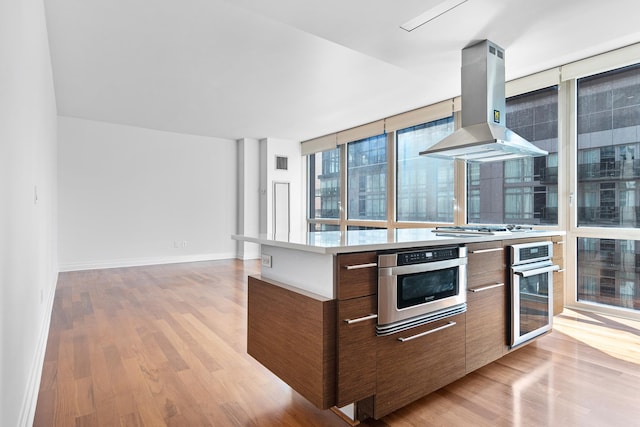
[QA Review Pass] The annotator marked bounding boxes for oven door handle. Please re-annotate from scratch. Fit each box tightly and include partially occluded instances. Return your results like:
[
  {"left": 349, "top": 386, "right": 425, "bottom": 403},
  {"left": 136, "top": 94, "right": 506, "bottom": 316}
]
[
  {"left": 397, "top": 321, "right": 456, "bottom": 342},
  {"left": 514, "top": 264, "right": 559, "bottom": 278}
]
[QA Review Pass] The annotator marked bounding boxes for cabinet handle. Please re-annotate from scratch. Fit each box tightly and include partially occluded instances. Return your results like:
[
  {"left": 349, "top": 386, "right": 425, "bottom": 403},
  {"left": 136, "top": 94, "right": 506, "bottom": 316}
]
[
  {"left": 555, "top": 269, "right": 566, "bottom": 273},
  {"left": 468, "top": 283, "right": 505, "bottom": 293},
  {"left": 397, "top": 321, "right": 456, "bottom": 342},
  {"left": 345, "top": 262, "right": 377, "bottom": 270},
  {"left": 553, "top": 241, "right": 565, "bottom": 245},
  {"left": 344, "top": 314, "right": 377, "bottom": 324},
  {"left": 469, "top": 247, "right": 504, "bottom": 254}
]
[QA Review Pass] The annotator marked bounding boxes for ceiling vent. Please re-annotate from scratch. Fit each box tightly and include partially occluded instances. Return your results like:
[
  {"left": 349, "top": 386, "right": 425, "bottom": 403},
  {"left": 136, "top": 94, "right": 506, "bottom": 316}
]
[{"left": 275, "top": 156, "right": 288, "bottom": 171}]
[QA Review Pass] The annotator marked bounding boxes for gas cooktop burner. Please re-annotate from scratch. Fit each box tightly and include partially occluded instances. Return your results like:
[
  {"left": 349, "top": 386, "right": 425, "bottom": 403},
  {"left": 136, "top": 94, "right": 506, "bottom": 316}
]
[{"left": 433, "top": 224, "right": 534, "bottom": 236}]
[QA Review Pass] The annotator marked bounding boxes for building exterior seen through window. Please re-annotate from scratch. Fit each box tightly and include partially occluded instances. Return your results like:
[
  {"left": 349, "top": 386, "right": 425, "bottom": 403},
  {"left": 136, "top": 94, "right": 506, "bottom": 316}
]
[
  {"left": 307, "top": 147, "right": 340, "bottom": 231},
  {"left": 396, "top": 117, "right": 455, "bottom": 222},
  {"left": 576, "top": 64, "right": 640, "bottom": 311},
  {"left": 578, "top": 238, "right": 639, "bottom": 311},
  {"left": 468, "top": 87, "right": 559, "bottom": 225},
  {"left": 347, "top": 134, "right": 388, "bottom": 220},
  {"left": 577, "top": 64, "right": 640, "bottom": 228}
]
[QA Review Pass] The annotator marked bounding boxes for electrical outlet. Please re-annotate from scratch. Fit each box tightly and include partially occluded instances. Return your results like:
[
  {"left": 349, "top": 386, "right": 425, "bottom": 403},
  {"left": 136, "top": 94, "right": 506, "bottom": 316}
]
[
  {"left": 261, "top": 254, "right": 272, "bottom": 268},
  {"left": 182, "top": 240, "right": 187, "bottom": 248},
  {"left": 173, "top": 240, "right": 179, "bottom": 248}
]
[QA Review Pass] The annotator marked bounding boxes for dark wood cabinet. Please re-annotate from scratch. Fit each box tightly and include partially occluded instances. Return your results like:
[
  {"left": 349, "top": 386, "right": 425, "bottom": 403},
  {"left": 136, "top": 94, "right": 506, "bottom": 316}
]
[
  {"left": 336, "top": 296, "right": 377, "bottom": 406},
  {"left": 552, "top": 235, "right": 565, "bottom": 315},
  {"left": 335, "top": 252, "right": 378, "bottom": 407},
  {"left": 247, "top": 276, "right": 336, "bottom": 409},
  {"left": 247, "top": 236, "right": 565, "bottom": 418},
  {"left": 375, "top": 313, "right": 466, "bottom": 419},
  {"left": 465, "top": 241, "right": 508, "bottom": 373},
  {"left": 336, "top": 251, "right": 378, "bottom": 300}
]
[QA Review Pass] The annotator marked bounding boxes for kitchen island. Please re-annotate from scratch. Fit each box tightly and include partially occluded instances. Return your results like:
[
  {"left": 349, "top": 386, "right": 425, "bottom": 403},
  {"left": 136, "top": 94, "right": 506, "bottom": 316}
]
[{"left": 233, "top": 228, "right": 565, "bottom": 422}]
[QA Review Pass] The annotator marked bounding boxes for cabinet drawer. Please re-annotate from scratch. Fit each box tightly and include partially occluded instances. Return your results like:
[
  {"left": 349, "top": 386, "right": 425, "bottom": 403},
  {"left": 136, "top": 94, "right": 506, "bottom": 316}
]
[
  {"left": 465, "top": 282, "right": 507, "bottom": 373},
  {"left": 375, "top": 313, "right": 466, "bottom": 418},
  {"left": 336, "top": 296, "right": 377, "bottom": 407},
  {"left": 336, "top": 252, "right": 378, "bottom": 300},
  {"left": 466, "top": 241, "right": 505, "bottom": 288}
]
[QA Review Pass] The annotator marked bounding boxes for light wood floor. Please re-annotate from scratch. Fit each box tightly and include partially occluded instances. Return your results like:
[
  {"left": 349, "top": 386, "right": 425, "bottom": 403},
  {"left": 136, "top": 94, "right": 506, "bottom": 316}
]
[{"left": 34, "top": 260, "right": 640, "bottom": 426}]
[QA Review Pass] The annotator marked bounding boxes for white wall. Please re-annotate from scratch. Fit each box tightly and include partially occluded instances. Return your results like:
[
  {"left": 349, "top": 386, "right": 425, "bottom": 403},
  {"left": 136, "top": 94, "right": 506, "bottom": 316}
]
[
  {"left": 237, "top": 138, "right": 261, "bottom": 259},
  {"left": 58, "top": 117, "right": 238, "bottom": 270},
  {"left": 259, "top": 137, "right": 305, "bottom": 239},
  {"left": 0, "top": 0, "right": 59, "bottom": 425}
]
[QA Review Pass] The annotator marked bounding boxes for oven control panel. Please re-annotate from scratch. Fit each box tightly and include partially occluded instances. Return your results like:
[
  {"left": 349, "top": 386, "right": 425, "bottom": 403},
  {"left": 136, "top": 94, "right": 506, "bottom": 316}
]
[
  {"left": 511, "top": 241, "right": 553, "bottom": 265},
  {"left": 397, "top": 247, "right": 459, "bottom": 266}
]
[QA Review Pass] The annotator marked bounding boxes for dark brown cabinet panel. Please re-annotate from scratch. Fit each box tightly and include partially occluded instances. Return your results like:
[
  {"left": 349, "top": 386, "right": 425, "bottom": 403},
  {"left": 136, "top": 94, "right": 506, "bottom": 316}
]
[
  {"left": 374, "top": 313, "right": 466, "bottom": 419},
  {"left": 336, "top": 296, "right": 377, "bottom": 407},
  {"left": 336, "top": 252, "right": 378, "bottom": 300},
  {"left": 552, "top": 236, "right": 565, "bottom": 315},
  {"left": 466, "top": 240, "right": 506, "bottom": 288},
  {"left": 247, "top": 276, "right": 336, "bottom": 409},
  {"left": 466, "top": 241, "right": 507, "bottom": 373}
]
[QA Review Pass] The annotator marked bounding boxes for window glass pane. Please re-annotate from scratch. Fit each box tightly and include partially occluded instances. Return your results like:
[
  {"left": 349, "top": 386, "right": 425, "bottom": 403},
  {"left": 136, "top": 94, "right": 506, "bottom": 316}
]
[
  {"left": 308, "top": 148, "right": 340, "bottom": 220},
  {"left": 577, "top": 64, "right": 640, "bottom": 227},
  {"left": 347, "top": 134, "right": 387, "bottom": 220},
  {"left": 308, "top": 223, "right": 340, "bottom": 232},
  {"left": 396, "top": 117, "right": 455, "bottom": 222},
  {"left": 577, "top": 237, "right": 640, "bottom": 310},
  {"left": 467, "top": 87, "right": 559, "bottom": 225}
]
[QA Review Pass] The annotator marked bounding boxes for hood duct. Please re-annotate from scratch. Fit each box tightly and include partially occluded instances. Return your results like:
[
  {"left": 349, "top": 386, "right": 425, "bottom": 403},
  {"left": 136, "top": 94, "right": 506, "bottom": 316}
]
[{"left": 420, "top": 40, "right": 548, "bottom": 162}]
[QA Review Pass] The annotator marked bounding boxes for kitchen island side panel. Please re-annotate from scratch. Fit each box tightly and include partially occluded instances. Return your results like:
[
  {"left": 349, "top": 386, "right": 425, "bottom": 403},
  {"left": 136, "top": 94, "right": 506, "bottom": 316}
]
[
  {"left": 247, "top": 275, "right": 336, "bottom": 409},
  {"left": 260, "top": 245, "right": 335, "bottom": 298}
]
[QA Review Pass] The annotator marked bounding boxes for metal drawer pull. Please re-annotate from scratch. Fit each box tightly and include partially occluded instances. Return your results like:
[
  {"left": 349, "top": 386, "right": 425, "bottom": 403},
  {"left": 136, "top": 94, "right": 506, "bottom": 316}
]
[
  {"left": 556, "top": 269, "right": 566, "bottom": 273},
  {"left": 344, "top": 314, "right": 377, "bottom": 324},
  {"left": 469, "top": 283, "right": 505, "bottom": 293},
  {"left": 554, "top": 241, "right": 565, "bottom": 245},
  {"left": 470, "top": 247, "right": 504, "bottom": 254},
  {"left": 345, "top": 262, "right": 377, "bottom": 270},
  {"left": 397, "top": 321, "right": 456, "bottom": 342}
]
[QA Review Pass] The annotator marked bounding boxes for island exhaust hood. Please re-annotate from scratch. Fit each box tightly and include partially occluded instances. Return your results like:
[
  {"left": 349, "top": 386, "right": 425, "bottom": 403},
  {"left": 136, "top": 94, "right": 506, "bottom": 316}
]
[{"left": 420, "top": 40, "right": 548, "bottom": 162}]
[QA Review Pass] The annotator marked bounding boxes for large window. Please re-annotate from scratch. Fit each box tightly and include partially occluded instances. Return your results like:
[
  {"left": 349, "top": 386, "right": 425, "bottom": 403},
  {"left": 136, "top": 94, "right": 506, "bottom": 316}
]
[
  {"left": 577, "top": 64, "right": 640, "bottom": 227},
  {"left": 467, "top": 87, "right": 559, "bottom": 225},
  {"left": 347, "top": 134, "right": 388, "bottom": 221},
  {"left": 572, "top": 64, "right": 640, "bottom": 315},
  {"left": 396, "top": 117, "right": 455, "bottom": 222}
]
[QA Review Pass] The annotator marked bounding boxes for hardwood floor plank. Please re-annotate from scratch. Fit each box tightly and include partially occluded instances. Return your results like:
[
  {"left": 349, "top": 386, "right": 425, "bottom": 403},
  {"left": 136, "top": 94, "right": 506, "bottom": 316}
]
[
  {"left": 34, "top": 259, "right": 640, "bottom": 426},
  {"left": 73, "top": 334, "right": 91, "bottom": 379}
]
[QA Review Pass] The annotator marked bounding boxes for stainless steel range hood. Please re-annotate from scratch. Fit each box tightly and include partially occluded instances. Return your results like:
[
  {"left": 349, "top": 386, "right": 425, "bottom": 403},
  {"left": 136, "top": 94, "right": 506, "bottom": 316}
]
[{"left": 420, "top": 40, "right": 548, "bottom": 162}]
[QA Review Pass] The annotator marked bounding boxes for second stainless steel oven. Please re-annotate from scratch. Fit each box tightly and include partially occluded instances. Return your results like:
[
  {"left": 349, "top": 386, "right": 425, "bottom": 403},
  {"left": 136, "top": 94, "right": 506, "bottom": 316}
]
[
  {"left": 377, "top": 246, "right": 467, "bottom": 335},
  {"left": 510, "top": 241, "right": 559, "bottom": 347}
]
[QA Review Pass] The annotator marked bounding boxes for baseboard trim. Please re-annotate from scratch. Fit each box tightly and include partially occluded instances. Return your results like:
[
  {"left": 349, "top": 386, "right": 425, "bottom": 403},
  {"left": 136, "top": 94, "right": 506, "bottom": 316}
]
[
  {"left": 237, "top": 251, "right": 260, "bottom": 260},
  {"left": 18, "top": 271, "right": 58, "bottom": 427},
  {"left": 58, "top": 252, "right": 237, "bottom": 272}
]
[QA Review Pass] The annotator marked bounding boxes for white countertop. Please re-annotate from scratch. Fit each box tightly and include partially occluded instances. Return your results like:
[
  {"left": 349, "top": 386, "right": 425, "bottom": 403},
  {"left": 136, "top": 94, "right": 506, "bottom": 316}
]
[{"left": 232, "top": 228, "right": 565, "bottom": 255}]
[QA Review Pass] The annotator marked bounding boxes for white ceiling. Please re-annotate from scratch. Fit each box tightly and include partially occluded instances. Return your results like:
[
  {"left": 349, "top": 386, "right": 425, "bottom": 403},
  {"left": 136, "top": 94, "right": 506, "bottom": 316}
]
[{"left": 44, "top": 0, "right": 640, "bottom": 142}]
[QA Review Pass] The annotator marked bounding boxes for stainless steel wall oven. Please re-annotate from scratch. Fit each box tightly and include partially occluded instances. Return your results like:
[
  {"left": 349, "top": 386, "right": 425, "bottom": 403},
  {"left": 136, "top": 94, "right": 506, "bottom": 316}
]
[
  {"left": 510, "top": 241, "right": 559, "bottom": 347},
  {"left": 377, "top": 246, "right": 467, "bottom": 335}
]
